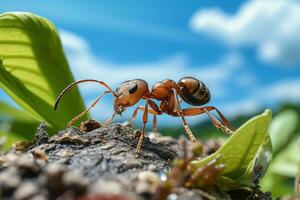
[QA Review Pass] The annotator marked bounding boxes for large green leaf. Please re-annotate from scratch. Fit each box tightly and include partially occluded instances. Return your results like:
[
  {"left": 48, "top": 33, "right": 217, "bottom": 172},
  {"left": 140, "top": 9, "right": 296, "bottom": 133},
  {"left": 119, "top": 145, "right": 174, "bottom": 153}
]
[
  {"left": 192, "top": 109, "right": 272, "bottom": 188},
  {"left": 0, "top": 12, "right": 87, "bottom": 130}
]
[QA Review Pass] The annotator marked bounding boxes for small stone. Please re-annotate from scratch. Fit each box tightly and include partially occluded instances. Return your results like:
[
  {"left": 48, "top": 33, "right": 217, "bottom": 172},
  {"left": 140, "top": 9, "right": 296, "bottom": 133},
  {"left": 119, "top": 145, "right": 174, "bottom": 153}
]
[
  {"left": 15, "top": 154, "right": 40, "bottom": 174},
  {"left": 57, "top": 134, "right": 89, "bottom": 144},
  {"left": 0, "top": 166, "right": 21, "bottom": 195},
  {"left": 56, "top": 149, "right": 75, "bottom": 157},
  {"left": 80, "top": 119, "right": 101, "bottom": 132},
  {"left": 33, "top": 149, "right": 48, "bottom": 161},
  {"left": 13, "top": 181, "right": 39, "bottom": 200},
  {"left": 13, "top": 141, "right": 33, "bottom": 152},
  {"left": 148, "top": 132, "right": 161, "bottom": 140},
  {"left": 167, "top": 193, "right": 178, "bottom": 200},
  {"left": 63, "top": 170, "right": 88, "bottom": 194},
  {"left": 0, "top": 153, "right": 19, "bottom": 167},
  {"left": 89, "top": 180, "right": 123, "bottom": 195},
  {"left": 31, "top": 194, "right": 48, "bottom": 200},
  {"left": 148, "top": 164, "right": 157, "bottom": 171},
  {"left": 45, "top": 163, "right": 66, "bottom": 194},
  {"left": 136, "top": 171, "right": 160, "bottom": 194},
  {"left": 177, "top": 190, "right": 204, "bottom": 200}
]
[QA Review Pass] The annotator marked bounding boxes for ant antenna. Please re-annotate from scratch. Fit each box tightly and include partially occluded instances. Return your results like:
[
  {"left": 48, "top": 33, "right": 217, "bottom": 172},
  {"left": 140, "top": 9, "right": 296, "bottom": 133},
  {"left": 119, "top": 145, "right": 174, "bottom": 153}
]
[{"left": 54, "top": 79, "right": 116, "bottom": 111}]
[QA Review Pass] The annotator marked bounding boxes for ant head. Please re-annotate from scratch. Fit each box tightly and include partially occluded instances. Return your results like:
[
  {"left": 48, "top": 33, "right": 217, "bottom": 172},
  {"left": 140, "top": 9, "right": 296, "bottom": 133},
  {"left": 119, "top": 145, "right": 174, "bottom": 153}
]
[{"left": 113, "top": 79, "right": 149, "bottom": 114}]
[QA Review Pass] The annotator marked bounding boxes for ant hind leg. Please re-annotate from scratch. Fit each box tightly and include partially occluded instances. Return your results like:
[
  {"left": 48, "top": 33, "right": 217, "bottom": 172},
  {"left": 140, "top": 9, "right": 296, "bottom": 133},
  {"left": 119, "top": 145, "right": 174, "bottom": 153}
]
[{"left": 182, "top": 107, "right": 234, "bottom": 135}]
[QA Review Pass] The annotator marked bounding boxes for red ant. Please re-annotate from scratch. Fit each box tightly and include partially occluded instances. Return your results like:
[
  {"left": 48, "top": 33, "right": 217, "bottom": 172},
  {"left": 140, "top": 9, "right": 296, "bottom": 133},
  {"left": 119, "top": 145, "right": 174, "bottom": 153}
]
[{"left": 54, "top": 77, "right": 234, "bottom": 154}]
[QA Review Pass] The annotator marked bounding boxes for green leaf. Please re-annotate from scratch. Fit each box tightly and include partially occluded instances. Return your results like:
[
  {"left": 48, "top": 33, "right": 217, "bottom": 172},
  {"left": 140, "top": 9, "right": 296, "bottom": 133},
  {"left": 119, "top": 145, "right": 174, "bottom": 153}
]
[
  {"left": 0, "top": 12, "right": 87, "bottom": 130},
  {"left": 269, "top": 110, "right": 299, "bottom": 154},
  {"left": 269, "top": 136, "right": 300, "bottom": 177},
  {"left": 250, "top": 133, "right": 273, "bottom": 183},
  {"left": 192, "top": 109, "right": 272, "bottom": 189}
]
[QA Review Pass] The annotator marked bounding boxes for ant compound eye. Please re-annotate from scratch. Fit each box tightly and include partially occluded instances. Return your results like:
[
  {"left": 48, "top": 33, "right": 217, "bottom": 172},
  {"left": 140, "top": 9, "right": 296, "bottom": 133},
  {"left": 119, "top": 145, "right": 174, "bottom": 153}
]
[{"left": 128, "top": 83, "right": 138, "bottom": 94}]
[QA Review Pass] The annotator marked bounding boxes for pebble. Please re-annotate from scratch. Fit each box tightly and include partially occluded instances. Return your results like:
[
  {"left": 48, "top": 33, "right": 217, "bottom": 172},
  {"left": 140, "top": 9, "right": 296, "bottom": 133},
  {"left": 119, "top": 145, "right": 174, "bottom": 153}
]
[
  {"left": 15, "top": 154, "right": 40, "bottom": 174},
  {"left": 0, "top": 166, "right": 21, "bottom": 194},
  {"left": 13, "top": 181, "right": 39, "bottom": 200},
  {"left": 45, "top": 163, "right": 66, "bottom": 194},
  {"left": 63, "top": 170, "right": 88, "bottom": 194},
  {"left": 31, "top": 194, "right": 48, "bottom": 200},
  {"left": 80, "top": 119, "right": 101, "bottom": 132},
  {"left": 136, "top": 171, "right": 160, "bottom": 194},
  {"left": 89, "top": 180, "right": 123, "bottom": 195},
  {"left": 148, "top": 164, "right": 157, "bottom": 171}
]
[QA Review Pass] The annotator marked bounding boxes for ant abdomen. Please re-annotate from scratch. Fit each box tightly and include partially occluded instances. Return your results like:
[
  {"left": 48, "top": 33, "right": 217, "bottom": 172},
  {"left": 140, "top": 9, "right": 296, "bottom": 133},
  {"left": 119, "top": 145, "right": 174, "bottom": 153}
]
[{"left": 178, "top": 77, "right": 210, "bottom": 106}]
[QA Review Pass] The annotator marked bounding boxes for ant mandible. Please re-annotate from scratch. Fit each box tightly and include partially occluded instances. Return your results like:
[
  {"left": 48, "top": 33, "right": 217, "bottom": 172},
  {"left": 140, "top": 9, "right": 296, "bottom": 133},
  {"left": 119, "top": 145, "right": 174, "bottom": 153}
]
[{"left": 54, "top": 77, "right": 234, "bottom": 154}]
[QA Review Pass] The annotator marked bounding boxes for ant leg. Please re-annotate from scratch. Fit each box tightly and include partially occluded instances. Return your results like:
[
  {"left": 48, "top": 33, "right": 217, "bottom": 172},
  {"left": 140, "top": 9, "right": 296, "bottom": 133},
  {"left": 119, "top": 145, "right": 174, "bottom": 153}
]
[
  {"left": 171, "top": 89, "right": 197, "bottom": 142},
  {"left": 136, "top": 102, "right": 149, "bottom": 154},
  {"left": 204, "top": 106, "right": 234, "bottom": 131},
  {"left": 147, "top": 99, "right": 162, "bottom": 133},
  {"left": 103, "top": 112, "right": 117, "bottom": 127},
  {"left": 181, "top": 115, "right": 197, "bottom": 142},
  {"left": 203, "top": 108, "right": 233, "bottom": 135},
  {"left": 182, "top": 107, "right": 234, "bottom": 135},
  {"left": 130, "top": 106, "right": 142, "bottom": 125},
  {"left": 130, "top": 99, "right": 162, "bottom": 132},
  {"left": 131, "top": 107, "right": 158, "bottom": 132},
  {"left": 67, "top": 91, "right": 111, "bottom": 127}
]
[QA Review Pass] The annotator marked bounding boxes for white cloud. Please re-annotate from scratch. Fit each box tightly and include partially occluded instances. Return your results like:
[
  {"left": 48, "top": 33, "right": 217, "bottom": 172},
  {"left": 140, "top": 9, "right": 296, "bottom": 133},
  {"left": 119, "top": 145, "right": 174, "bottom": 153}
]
[
  {"left": 223, "top": 78, "right": 300, "bottom": 118},
  {"left": 223, "top": 98, "right": 262, "bottom": 118},
  {"left": 60, "top": 30, "right": 243, "bottom": 98},
  {"left": 190, "top": 0, "right": 300, "bottom": 66},
  {"left": 262, "top": 79, "right": 300, "bottom": 103}
]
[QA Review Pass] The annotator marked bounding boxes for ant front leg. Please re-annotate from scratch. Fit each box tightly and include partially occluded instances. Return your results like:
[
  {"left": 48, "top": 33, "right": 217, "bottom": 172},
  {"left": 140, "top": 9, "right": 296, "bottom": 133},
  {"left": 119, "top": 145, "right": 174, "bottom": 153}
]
[
  {"left": 130, "top": 99, "right": 162, "bottom": 133},
  {"left": 129, "top": 106, "right": 157, "bottom": 132},
  {"left": 130, "top": 106, "right": 158, "bottom": 132},
  {"left": 182, "top": 107, "right": 234, "bottom": 135},
  {"left": 136, "top": 101, "right": 149, "bottom": 155},
  {"left": 103, "top": 112, "right": 117, "bottom": 127},
  {"left": 67, "top": 91, "right": 111, "bottom": 127}
]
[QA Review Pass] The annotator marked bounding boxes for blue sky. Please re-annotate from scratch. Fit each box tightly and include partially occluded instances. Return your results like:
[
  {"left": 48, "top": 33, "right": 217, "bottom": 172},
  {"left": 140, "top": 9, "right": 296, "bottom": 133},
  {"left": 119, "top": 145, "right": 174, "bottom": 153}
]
[{"left": 1, "top": 0, "right": 300, "bottom": 126}]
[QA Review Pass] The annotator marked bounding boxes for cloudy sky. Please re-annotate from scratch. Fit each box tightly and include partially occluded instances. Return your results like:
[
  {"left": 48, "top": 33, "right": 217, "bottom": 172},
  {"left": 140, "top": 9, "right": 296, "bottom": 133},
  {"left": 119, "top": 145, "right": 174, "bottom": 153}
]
[{"left": 0, "top": 0, "right": 300, "bottom": 126}]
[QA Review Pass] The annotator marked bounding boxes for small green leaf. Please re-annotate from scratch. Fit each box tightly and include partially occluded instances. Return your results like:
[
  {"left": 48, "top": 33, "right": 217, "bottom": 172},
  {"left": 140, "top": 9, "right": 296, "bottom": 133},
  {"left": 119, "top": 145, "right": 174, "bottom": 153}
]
[
  {"left": 269, "top": 136, "right": 300, "bottom": 177},
  {"left": 0, "top": 12, "right": 87, "bottom": 130},
  {"left": 192, "top": 109, "right": 272, "bottom": 188},
  {"left": 269, "top": 110, "right": 299, "bottom": 154}
]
